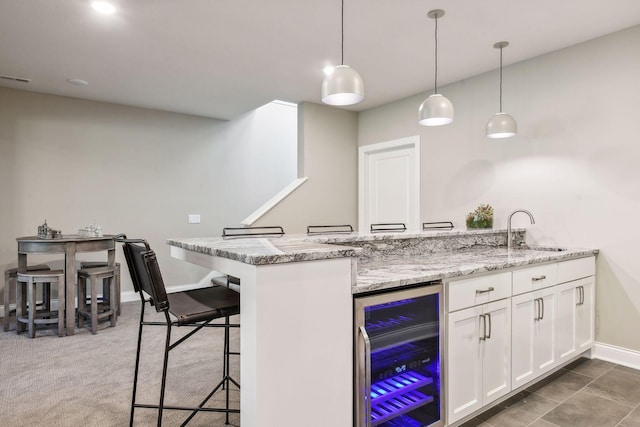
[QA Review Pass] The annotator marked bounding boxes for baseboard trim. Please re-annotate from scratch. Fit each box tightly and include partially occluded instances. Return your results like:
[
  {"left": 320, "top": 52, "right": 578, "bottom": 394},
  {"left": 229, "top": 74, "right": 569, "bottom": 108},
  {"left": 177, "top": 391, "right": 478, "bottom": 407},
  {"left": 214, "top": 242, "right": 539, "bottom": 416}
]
[{"left": 592, "top": 341, "right": 640, "bottom": 370}]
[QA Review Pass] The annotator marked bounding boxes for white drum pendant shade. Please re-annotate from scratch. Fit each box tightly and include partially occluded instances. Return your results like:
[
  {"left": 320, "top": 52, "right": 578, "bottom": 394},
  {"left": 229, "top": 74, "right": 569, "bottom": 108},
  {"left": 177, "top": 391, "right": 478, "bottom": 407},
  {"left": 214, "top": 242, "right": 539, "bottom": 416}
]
[
  {"left": 418, "top": 93, "right": 454, "bottom": 126},
  {"left": 418, "top": 9, "right": 453, "bottom": 127},
  {"left": 486, "top": 112, "right": 517, "bottom": 138},
  {"left": 321, "top": 65, "right": 365, "bottom": 106},
  {"left": 486, "top": 41, "right": 517, "bottom": 139}
]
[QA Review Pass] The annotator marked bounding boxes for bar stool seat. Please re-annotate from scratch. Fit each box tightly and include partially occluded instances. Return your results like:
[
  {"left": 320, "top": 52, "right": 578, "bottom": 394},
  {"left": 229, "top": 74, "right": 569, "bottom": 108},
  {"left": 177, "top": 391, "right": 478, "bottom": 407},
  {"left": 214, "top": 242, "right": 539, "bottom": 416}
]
[
  {"left": 80, "top": 261, "right": 121, "bottom": 316},
  {"left": 16, "top": 270, "right": 65, "bottom": 338},
  {"left": 77, "top": 266, "right": 118, "bottom": 334},
  {"left": 4, "top": 264, "right": 51, "bottom": 331}
]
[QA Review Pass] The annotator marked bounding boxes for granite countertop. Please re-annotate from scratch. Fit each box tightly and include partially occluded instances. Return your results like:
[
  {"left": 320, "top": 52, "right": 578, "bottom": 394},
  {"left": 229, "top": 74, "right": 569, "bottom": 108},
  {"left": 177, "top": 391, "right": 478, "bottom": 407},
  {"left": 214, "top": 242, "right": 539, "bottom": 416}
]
[
  {"left": 354, "top": 246, "right": 599, "bottom": 294},
  {"left": 167, "top": 236, "right": 361, "bottom": 265},
  {"left": 167, "top": 229, "right": 501, "bottom": 265},
  {"left": 168, "top": 232, "right": 598, "bottom": 295}
]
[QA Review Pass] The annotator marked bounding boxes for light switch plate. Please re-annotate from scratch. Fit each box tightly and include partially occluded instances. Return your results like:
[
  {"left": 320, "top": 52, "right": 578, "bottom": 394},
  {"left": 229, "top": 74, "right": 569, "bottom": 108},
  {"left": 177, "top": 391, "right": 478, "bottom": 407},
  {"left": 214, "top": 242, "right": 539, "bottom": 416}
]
[{"left": 188, "top": 214, "right": 201, "bottom": 224}]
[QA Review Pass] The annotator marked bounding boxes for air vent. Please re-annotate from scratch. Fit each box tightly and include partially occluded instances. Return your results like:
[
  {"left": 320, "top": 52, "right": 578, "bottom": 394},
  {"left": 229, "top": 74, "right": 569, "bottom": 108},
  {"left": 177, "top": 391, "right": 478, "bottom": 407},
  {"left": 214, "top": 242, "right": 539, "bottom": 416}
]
[{"left": 0, "top": 75, "right": 31, "bottom": 83}]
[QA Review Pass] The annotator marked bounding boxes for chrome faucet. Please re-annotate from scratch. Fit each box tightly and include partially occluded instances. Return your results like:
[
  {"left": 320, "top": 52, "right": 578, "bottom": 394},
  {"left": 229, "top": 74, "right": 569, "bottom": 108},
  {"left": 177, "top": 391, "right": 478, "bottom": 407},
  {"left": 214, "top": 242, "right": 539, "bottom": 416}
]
[{"left": 507, "top": 209, "right": 535, "bottom": 251}]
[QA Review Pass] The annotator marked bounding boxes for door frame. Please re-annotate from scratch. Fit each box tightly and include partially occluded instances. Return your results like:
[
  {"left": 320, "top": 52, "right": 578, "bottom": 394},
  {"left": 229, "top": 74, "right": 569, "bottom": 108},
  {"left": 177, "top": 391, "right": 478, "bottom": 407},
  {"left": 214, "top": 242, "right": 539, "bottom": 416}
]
[{"left": 358, "top": 135, "right": 421, "bottom": 232}]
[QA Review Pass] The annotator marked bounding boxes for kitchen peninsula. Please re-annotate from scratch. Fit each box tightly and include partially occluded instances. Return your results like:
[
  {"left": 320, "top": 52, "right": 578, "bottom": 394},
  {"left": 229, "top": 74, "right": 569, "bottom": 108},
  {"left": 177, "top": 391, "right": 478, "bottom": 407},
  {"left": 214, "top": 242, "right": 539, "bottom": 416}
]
[{"left": 168, "top": 229, "right": 598, "bottom": 427}]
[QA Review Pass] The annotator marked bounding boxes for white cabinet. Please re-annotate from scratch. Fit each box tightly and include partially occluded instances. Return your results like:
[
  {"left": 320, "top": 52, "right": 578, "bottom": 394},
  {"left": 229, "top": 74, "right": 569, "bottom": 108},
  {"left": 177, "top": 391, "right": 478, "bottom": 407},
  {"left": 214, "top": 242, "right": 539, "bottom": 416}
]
[
  {"left": 557, "top": 276, "right": 595, "bottom": 363},
  {"left": 445, "top": 255, "right": 596, "bottom": 425},
  {"left": 511, "top": 286, "right": 557, "bottom": 389},
  {"left": 447, "top": 277, "right": 511, "bottom": 424}
]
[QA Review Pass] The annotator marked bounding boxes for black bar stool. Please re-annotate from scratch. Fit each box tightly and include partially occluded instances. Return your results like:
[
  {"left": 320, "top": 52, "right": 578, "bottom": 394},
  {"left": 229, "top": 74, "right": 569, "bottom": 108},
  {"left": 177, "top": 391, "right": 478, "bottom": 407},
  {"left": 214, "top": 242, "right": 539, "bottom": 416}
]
[{"left": 118, "top": 236, "right": 240, "bottom": 426}]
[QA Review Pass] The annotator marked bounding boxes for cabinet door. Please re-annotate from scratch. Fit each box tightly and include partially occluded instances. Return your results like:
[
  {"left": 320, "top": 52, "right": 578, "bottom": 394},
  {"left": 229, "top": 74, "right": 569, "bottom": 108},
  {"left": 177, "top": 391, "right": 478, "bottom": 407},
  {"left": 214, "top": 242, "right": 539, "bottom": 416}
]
[
  {"left": 447, "top": 306, "right": 483, "bottom": 423},
  {"left": 535, "top": 288, "right": 557, "bottom": 375},
  {"left": 482, "top": 299, "right": 511, "bottom": 406},
  {"left": 511, "top": 288, "right": 556, "bottom": 389},
  {"left": 556, "top": 281, "right": 578, "bottom": 363},
  {"left": 511, "top": 292, "right": 537, "bottom": 389},
  {"left": 576, "top": 277, "right": 595, "bottom": 352}
]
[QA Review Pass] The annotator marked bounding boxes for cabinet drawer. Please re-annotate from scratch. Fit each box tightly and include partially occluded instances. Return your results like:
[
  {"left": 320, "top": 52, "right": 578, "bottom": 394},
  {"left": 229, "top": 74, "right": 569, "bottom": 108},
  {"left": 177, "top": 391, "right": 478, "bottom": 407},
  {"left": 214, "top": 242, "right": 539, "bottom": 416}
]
[
  {"left": 512, "top": 263, "right": 558, "bottom": 295},
  {"left": 558, "top": 257, "right": 595, "bottom": 283},
  {"left": 447, "top": 272, "right": 511, "bottom": 312}
]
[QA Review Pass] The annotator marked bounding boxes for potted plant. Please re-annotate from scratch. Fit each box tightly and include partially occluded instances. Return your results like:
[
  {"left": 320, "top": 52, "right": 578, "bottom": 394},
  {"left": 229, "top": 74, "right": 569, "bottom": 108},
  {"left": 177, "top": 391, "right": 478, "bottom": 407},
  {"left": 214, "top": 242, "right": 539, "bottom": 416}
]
[{"left": 466, "top": 204, "right": 494, "bottom": 229}]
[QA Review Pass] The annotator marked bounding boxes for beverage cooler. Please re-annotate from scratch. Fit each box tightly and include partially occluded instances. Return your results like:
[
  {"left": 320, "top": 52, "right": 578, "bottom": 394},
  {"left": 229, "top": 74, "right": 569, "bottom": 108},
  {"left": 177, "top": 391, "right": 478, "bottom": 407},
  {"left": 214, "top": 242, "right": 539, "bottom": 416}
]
[{"left": 355, "top": 283, "right": 444, "bottom": 427}]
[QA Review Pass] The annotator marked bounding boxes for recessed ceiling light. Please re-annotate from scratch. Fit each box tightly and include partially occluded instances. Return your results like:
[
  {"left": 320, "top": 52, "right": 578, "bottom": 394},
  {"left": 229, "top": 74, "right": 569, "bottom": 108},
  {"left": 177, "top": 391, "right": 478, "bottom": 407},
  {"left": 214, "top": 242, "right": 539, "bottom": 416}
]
[
  {"left": 66, "top": 78, "right": 89, "bottom": 86},
  {"left": 91, "top": 1, "right": 116, "bottom": 14}
]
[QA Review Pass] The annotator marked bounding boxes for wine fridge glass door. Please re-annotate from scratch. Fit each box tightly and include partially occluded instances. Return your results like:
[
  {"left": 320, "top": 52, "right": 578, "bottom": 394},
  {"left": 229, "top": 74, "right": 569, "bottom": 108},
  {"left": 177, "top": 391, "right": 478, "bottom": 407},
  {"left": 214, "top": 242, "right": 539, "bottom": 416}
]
[{"left": 355, "top": 283, "right": 443, "bottom": 427}]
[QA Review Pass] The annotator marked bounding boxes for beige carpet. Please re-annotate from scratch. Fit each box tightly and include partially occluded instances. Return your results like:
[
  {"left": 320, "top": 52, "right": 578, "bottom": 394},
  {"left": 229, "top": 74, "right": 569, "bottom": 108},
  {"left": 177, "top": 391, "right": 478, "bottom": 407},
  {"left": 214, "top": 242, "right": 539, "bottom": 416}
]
[{"left": 0, "top": 302, "right": 240, "bottom": 427}]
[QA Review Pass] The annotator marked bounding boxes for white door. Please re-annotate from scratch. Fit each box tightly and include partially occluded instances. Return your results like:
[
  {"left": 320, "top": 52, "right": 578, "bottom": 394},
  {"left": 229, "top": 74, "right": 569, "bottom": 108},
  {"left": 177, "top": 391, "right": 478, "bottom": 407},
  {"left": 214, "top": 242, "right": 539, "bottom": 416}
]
[{"left": 359, "top": 136, "right": 420, "bottom": 232}]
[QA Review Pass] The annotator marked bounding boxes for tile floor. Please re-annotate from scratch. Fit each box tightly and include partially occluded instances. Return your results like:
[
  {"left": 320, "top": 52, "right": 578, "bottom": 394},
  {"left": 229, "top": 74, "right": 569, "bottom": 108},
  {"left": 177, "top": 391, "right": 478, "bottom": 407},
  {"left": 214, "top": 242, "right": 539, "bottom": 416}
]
[{"left": 460, "top": 358, "right": 640, "bottom": 427}]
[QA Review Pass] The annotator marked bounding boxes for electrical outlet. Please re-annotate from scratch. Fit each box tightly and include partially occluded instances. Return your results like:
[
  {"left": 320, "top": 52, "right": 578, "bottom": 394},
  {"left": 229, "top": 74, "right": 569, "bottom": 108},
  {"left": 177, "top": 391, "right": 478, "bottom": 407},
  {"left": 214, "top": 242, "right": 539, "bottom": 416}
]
[{"left": 188, "top": 214, "right": 201, "bottom": 224}]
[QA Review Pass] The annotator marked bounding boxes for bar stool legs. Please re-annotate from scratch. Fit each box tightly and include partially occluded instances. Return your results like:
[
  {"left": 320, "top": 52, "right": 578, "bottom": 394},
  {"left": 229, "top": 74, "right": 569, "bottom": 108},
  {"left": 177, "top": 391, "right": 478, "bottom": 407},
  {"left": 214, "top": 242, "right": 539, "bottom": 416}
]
[
  {"left": 77, "top": 266, "right": 117, "bottom": 334},
  {"left": 16, "top": 270, "right": 65, "bottom": 338},
  {"left": 80, "top": 262, "right": 121, "bottom": 316},
  {"left": 4, "top": 265, "right": 51, "bottom": 331}
]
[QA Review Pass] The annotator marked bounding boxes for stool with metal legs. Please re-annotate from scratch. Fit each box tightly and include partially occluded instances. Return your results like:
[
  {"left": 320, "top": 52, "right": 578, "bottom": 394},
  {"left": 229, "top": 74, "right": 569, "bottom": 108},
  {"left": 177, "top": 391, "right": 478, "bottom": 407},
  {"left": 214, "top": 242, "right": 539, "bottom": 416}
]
[{"left": 118, "top": 236, "right": 240, "bottom": 426}]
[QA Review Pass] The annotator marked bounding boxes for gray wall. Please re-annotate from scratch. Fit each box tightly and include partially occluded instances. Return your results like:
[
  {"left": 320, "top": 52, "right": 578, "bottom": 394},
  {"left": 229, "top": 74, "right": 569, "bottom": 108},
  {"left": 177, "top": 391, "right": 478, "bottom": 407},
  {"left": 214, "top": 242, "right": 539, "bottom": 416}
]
[
  {"left": 358, "top": 26, "right": 640, "bottom": 351},
  {"left": 0, "top": 88, "right": 296, "bottom": 297},
  {"left": 254, "top": 102, "right": 359, "bottom": 234}
]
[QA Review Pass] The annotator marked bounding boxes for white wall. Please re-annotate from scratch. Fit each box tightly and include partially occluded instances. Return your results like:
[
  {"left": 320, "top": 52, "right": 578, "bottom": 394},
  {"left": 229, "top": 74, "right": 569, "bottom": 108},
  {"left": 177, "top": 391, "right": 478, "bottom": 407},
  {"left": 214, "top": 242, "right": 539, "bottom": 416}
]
[
  {"left": 0, "top": 88, "right": 296, "bottom": 297},
  {"left": 254, "top": 102, "right": 359, "bottom": 233},
  {"left": 358, "top": 26, "right": 640, "bottom": 351}
]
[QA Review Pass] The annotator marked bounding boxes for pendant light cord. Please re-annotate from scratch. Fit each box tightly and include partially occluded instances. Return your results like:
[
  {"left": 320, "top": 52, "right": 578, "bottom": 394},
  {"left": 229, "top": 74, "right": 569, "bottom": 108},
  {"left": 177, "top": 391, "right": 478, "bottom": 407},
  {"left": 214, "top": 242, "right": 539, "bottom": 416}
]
[
  {"left": 434, "top": 15, "right": 439, "bottom": 93},
  {"left": 499, "top": 45, "right": 503, "bottom": 112},
  {"left": 341, "top": 0, "right": 344, "bottom": 65}
]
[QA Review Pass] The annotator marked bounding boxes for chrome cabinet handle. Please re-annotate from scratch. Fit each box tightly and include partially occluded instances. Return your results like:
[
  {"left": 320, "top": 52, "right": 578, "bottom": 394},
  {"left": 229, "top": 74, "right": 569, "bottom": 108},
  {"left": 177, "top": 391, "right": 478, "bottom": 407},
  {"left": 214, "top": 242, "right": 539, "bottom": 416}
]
[
  {"left": 577, "top": 286, "right": 585, "bottom": 306},
  {"left": 359, "top": 326, "right": 372, "bottom": 427},
  {"left": 534, "top": 298, "right": 540, "bottom": 321},
  {"left": 532, "top": 275, "right": 547, "bottom": 282},
  {"left": 576, "top": 286, "right": 582, "bottom": 306},
  {"left": 540, "top": 297, "right": 545, "bottom": 320},
  {"left": 476, "top": 287, "right": 495, "bottom": 294},
  {"left": 479, "top": 314, "right": 486, "bottom": 341},
  {"left": 485, "top": 312, "right": 492, "bottom": 340}
]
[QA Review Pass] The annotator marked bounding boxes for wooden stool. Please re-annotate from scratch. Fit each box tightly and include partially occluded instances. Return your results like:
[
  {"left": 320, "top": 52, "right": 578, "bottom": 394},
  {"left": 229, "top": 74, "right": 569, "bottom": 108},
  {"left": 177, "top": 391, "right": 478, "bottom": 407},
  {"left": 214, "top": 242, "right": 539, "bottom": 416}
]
[
  {"left": 77, "top": 266, "right": 117, "bottom": 334},
  {"left": 16, "top": 270, "right": 65, "bottom": 338},
  {"left": 4, "top": 264, "right": 51, "bottom": 331},
  {"left": 80, "top": 262, "right": 121, "bottom": 316}
]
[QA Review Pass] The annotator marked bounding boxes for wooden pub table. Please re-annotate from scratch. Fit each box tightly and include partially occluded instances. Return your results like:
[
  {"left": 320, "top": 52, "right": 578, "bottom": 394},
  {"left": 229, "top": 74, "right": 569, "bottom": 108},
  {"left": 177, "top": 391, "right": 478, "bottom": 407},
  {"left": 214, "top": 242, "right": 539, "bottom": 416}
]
[{"left": 16, "top": 235, "right": 116, "bottom": 336}]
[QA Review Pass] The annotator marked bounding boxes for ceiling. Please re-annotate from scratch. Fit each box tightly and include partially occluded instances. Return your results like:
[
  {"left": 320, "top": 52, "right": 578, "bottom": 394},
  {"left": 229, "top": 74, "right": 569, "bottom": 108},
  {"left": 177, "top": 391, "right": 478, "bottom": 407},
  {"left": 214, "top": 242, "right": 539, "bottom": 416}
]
[{"left": 1, "top": 0, "right": 640, "bottom": 121}]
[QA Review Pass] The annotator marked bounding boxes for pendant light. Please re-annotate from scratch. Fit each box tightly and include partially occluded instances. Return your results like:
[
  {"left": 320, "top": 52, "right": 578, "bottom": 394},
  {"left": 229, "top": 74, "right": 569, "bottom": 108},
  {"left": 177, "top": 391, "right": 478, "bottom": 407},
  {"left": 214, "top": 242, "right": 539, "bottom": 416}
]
[
  {"left": 418, "top": 9, "right": 453, "bottom": 126},
  {"left": 321, "top": 0, "right": 364, "bottom": 106},
  {"left": 486, "top": 41, "right": 517, "bottom": 138}
]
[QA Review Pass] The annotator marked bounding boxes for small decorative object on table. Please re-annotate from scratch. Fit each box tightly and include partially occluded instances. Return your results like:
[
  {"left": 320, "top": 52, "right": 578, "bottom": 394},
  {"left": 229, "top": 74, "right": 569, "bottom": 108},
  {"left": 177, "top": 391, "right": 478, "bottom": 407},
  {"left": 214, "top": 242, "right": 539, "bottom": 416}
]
[
  {"left": 37, "top": 220, "right": 62, "bottom": 239},
  {"left": 78, "top": 223, "right": 103, "bottom": 237},
  {"left": 466, "top": 204, "right": 494, "bottom": 229}
]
